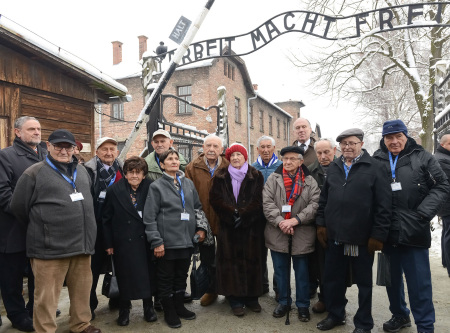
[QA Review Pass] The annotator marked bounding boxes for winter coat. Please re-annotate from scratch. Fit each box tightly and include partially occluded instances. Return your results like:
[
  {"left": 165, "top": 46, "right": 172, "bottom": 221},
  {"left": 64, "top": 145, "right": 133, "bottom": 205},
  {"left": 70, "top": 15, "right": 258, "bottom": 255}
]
[
  {"left": 144, "top": 171, "right": 206, "bottom": 250},
  {"left": 316, "top": 150, "right": 392, "bottom": 245},
  {"left": 435, "top": 145, "right": 450, "bottom": 217},
  {"left": 263, "top": 164, "right": 320, "bottom": 255},
  {"left": 252, "top": 159, "right": 283, "bottom": 183},
  {"left": 102, "top": 178, "right": 152, "bottom": 300},
  {"left": 292, "top": 137, "right": 317, "bottom": 166},
  {"left": 373, "top": 138, "right": 449, "bottom": 247},
  {"left": 144, "top": 150, "right": 187, "bottom": 181},
  {"left": 185, "top": 154, "right": 229, "bottom": 235},
  {"left": 209, "top": 165, "right": 265, "bottom": 297},
  {"left": 10, "top": 158, "right": 97, "bottom": 259},
  {"left": 0, "top": 138, "right": 47, "bottom": 253},
  {"left": 307, "top": 158, "right": 336, "bottom": 191}
]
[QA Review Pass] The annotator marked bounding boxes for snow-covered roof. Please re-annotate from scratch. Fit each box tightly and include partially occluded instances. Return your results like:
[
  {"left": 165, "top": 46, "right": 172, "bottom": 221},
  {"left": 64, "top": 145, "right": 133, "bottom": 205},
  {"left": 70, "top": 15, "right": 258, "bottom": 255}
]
[
  {"left": 257, "top": 94, "right": 293, "bottom": 119},
  {"left": 0, "top": 14, "right": 127, "bottom": 96},
  {"left": 176, "top": 58, "right": 215, "bottom": 71},
  {"left": 108, "top": 61, "right": 142, "bottom": 80}
]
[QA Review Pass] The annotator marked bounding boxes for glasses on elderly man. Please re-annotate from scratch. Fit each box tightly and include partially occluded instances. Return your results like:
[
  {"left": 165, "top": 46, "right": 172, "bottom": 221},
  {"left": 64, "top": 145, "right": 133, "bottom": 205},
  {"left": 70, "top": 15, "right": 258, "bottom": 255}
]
[
  {"left": 282, "top": 157, "right": 301, "bottom": 162},
  {"left": 51, "top": 143, "right": 75, "bottom": 152},
  {"left": 339, "top": 141, "right": 362, "bottom": 148}
]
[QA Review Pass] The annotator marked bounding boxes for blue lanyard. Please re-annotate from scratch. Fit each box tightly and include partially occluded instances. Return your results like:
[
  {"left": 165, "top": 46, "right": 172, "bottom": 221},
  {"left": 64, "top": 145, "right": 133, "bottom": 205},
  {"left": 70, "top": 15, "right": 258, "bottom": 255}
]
[
  {"left": 46, "top": 156, "right": 77, "bottom": 191},
  {"left": 343, "top": 162, "right": 352, "bottom": 180},
  {"left": 287, "top": 170, "right": 299, "bottom": 203},
  {"left": 389, "top": 152, "right": 399, "bottom": 181},
  {"left": 176, "top": 175, "right": 185, "bottom": 210},
  {"left": 108, "top": 173, "right": 117, "bottom": 187}
]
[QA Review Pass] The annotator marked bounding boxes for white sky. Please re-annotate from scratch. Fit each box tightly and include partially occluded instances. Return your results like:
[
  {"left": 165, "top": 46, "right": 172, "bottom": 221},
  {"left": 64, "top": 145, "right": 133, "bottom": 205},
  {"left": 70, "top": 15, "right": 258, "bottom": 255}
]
[{"left": 1, "top": 0, "right": 357, "bottom": 141}]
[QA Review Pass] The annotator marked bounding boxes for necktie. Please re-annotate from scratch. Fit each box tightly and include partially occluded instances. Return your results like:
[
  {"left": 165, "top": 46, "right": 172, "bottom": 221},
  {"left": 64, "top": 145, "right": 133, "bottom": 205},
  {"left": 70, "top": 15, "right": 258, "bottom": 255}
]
[{"left": 300, "top": 143, "right": 306, "bottom": 150}]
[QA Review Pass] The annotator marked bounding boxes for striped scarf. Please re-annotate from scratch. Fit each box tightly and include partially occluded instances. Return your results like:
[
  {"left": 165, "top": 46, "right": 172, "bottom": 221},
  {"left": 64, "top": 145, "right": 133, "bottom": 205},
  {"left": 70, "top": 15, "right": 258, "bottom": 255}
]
[
  {"left": 256, "top": 153, "right": 278, "bottom": 168},
  {"left": 282, "top": 167, "right": 304, "bottom": 219}
]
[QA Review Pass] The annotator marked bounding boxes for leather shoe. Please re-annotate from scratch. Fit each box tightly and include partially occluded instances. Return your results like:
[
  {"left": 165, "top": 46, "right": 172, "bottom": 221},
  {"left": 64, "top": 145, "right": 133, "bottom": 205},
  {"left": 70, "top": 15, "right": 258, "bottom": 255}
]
[
  {"left": 353, "top": 328, "right": 371, "bottom": 333},
  {"left": 246, "top": 302, "right": 262, "bottom": 312},
  {"left": 144, "top": 304, "right": 157, "bottom": 322},
  {"left": 117, "top": 308, "right": 130, "bottom": 326},
  {"left": 312, "top": 300, "right": 326, "bottom": 313},
  {"left": 317, "top": 317, "right": 346, "bottom": 330},
  {"left": 200, "top": 293, "right": 218, "bottom": 306},
  {"left": 12, "top": 316, "right": 34, "bottom": 332},
  {"left": 232, "top": 307, "right": 245, "bottom": 316},
  {"left": 298, "top": 307, "right": 310, "bottom": 322},
  {"left": 70, "top": 325, "right": 102, "bottom": 333},
  {"left": 272, "top": 303, "right": 290, "bottom": 318}
]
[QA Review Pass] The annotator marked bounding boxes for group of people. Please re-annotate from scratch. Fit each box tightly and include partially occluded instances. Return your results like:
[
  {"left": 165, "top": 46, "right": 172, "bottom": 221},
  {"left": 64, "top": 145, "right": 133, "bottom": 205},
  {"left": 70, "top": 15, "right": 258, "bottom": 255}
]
[{"left": 0, "top": 116, "right": 449, "bottom": 333}]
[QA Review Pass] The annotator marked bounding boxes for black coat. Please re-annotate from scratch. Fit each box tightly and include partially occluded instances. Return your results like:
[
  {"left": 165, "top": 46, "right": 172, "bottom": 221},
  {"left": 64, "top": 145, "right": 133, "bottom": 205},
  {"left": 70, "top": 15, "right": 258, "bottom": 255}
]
[
  {"left": 373, "top": 138, "right": 449, "bottom": 247},
  {"left": 210, "top": 165, "right": 265, "bottom": 297},
  {"left": 316, "top": 149, "right": 392, "bottom": 246},
  {"left": 102, "top": 178, "right": 153, "bottom": 300},
  {"left": 434, "top": 145, "right": 450, "bottom": 217},
  {"left": 0, "top": 138, "right": 46, "bottom": 253}
]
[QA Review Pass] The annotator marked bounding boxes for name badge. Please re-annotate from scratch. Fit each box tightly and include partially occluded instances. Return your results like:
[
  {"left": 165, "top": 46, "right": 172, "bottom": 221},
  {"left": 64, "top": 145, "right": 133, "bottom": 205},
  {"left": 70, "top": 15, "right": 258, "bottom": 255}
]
[
  {"left": 181, "top": 212, "right": 190, "bottom": 221},
  {"left": 391, "top": 182, "right": 402, "bottom": 191},
  {"left": 138, "top": 211, "right": 142, "bottom": 218},
  {"left": 99, "top": 191, "right": 107, "bottom": 199},
  {"left": 282, "top": 205, "right": 291, "bottom": 213},
  {"left": 70, "top": 192, "right": 84, "bottom": 202}
]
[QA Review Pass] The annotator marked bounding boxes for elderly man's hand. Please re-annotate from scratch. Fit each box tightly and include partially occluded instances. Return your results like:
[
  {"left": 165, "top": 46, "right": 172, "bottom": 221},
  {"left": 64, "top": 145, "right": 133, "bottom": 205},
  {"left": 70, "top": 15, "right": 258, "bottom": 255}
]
[
  {"left": 317, "top": 226, "right": 327, "bottom": 248},
  {"left": 368, "top": 238, "right": 383, "bottom": 255},
  {"left": 279, "top": 218, "right": 298, "bottom": 235},
  {"left": 154, "top": 244, "right": 165, "bottom": 258},
  {"left": 196, "top": 230, "right": 206, "bottom": 242}
]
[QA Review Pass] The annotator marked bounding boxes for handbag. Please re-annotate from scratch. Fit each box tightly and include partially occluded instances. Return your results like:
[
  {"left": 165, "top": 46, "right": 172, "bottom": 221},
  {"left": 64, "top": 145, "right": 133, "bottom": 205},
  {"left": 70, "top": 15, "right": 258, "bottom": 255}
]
[
  {"left": 190, "top": 245, "right": 209, "bottom": 300},
  {"left": 376, "top": 252, "right": 391, "bottom": 287},
  {"left": 101, "top": 255, "right": 120, "bottom": 298}
]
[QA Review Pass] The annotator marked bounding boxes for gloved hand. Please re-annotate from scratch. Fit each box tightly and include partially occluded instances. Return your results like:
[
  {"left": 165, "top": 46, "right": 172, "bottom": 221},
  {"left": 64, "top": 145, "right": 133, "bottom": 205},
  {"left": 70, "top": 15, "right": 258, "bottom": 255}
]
[
  {"left": 367, "top": 237, "right": 383, "bottom": 255},
  {"left": 317, "top": 226, "right": 327, "bottom": 249}
]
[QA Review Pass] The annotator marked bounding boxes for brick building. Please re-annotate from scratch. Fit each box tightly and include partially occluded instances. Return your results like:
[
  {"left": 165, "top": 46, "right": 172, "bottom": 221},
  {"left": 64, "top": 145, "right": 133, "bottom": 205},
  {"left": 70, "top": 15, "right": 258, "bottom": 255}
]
[{"left": 96, "top": 37, "right": 305, "bottom": 163}]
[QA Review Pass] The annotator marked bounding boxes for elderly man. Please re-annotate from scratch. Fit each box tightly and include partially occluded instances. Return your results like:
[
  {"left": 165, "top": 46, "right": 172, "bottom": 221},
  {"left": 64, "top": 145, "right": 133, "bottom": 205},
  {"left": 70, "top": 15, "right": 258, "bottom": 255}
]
[
  {"left": 185, "top": 134, "right": 229, "bottom": 306},
  {"left": 292, "top": 117, "right": 318, "bottom": 166},
  {"left": 373, "top": 120, "right": 449, "bottom": 333},
  {"left": 11, "top": 129, "right": 101, "bottom": 333},
  {"left": 435, "top": 133, "right": 450, "bottom": 277},
  {"left": 307, "top": 138, "right": 337, "bottom": 314},
  {"left": 316, "top": 128, "right": 392, "bottom": 333},
  {"left": 145, "top": 129, "right": 187, "bottom": 180},
  {"left": 0, "top": 116, "right": 46, "bottom": 332},
  {"left": 84, "top": 137, "right": 124, "bottom": 319}
]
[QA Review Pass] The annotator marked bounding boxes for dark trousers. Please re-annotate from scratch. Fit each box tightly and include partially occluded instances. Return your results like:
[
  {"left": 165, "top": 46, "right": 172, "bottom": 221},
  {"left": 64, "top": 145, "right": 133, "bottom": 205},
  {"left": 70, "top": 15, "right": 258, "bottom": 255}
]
[
  {"left": 323, "top": 241, "right": 374, "bottom": 331},
  {"left": 0, "top": 252, "right": 33, "bottom": 323},
  {"left": 441, "top": 215, "right": 450, "bottom": 276},
  {"left": 384, "top": 244, "right": 435, "bottom": 333},
  {"left": 199, "top": 243, "right": 216, "bottom": 294},
  {"left": 228, "top": 296, "right": 258, "bottom": 309},
  {"left": 89, "top": 242, "right": 108, "bottom": 311},
  {"left": 157, "top": 257, "right": 190, "bottom": 298}
]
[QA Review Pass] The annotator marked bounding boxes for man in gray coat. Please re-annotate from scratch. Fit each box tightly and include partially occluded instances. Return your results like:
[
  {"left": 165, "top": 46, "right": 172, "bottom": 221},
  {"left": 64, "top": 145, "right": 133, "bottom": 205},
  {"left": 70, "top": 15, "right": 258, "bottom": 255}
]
[{"left": 11, "top": 129, "right": 101, "bottom": 333}]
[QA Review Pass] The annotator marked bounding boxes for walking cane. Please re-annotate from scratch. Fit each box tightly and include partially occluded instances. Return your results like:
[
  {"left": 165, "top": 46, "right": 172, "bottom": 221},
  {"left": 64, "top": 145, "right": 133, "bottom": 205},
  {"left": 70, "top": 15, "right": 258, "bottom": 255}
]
[{"left": 285, "top": 233, "right": 293, "bottom": 325}]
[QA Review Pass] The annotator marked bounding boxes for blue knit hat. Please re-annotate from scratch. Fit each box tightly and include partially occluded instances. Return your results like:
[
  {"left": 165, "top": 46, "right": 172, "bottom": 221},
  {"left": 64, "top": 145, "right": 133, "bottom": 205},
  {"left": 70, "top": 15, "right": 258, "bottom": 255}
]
[{"left": 382, "top": 120, "right": 408, "bottom": 137}]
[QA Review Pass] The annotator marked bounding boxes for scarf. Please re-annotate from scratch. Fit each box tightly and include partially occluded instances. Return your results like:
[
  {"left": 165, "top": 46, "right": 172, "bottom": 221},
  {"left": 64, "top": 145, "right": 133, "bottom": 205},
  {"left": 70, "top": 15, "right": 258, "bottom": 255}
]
[
  {"left": 282, "top": 166, "right": 305, "bottom": 219},
  {"left": 256, "top": 153, "right": 279, "bottom": 168},
  {"left": 96, "top": 156, "right": 120, "bottom": 190},
  {"left": 228, "top": 163, "right": 248, "bottom": 203}
]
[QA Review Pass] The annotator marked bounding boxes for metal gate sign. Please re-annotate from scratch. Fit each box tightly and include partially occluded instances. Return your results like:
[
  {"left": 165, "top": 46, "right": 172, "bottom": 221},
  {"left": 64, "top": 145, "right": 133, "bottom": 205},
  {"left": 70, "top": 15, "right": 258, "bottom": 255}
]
[{"left": 169, "top": 16, "right": 192, "bottom": 44}]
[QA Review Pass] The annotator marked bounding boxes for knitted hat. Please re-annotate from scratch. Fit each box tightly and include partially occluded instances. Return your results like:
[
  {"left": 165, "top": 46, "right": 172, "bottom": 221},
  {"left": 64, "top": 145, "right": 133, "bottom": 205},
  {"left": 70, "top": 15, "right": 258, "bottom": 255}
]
[
  {"left": 382, "top": 119, "right": 408, "bottom": 137},
  {"left": 75, "top": 140, "right": 83, "bottom": 151},
  {"left": 225, "top": 143, "right": 248, "bottom": 161}
]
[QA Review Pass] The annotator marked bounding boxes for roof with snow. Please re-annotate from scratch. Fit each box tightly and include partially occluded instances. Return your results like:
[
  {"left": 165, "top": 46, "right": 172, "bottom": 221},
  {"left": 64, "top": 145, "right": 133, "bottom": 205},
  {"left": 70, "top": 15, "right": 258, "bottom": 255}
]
[
  {"left": 0, "top": 14, "right": 128, "bottom": 100},
  {"left": 257, "top": 94, "right": 293, "bottom": 119}
]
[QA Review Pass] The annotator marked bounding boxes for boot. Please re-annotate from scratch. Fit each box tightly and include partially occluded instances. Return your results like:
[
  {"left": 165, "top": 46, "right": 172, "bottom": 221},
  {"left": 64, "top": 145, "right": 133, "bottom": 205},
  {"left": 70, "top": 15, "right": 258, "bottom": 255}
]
[
  {"left": 117, "top": 307, "right": 130, "bottom": 326},
  {"left": 160, "top": 296, "right": 181, "bottom": 328},
  {"left": 143, "top": 298, "right": 157, "bottom": 322},
  {"left": 174, "top": 291, "right": 196, "bottom": 320}
]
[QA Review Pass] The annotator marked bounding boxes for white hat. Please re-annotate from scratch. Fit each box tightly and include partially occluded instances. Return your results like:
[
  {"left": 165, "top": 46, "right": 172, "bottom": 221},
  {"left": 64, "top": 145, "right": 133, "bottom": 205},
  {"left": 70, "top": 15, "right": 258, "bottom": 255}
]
[
  {"left": 152, "top": 129, "right": 172, "bottom": 140},
  {"left": 96, "top": 137, "right": 118, "bottom": 149}
]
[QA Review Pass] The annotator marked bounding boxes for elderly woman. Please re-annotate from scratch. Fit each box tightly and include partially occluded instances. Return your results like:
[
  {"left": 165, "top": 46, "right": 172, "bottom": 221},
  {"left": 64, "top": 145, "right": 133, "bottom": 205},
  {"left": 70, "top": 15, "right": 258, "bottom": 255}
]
[
  {"left": 144, "top": 149, "right": 211, "bottom": 329},
  {"left": 210, "top": 143, "right": 265, "bottom": 316},
  {"left": 263, "top": 146, "right": 320, "bottom": 322},
  {"left": 102, "top": 156, "right": 156, "bottom": 326}
]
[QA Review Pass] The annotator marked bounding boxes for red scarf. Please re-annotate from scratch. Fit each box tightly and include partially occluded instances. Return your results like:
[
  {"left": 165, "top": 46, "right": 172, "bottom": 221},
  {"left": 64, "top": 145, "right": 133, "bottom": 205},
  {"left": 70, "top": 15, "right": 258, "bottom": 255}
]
[{"left": 282, "top": 167, "right": 305, "bottom": 219}]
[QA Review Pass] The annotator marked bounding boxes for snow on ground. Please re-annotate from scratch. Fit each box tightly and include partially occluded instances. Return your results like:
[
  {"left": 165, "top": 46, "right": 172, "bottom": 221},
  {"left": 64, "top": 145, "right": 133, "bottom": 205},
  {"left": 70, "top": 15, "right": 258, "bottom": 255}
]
[{"left": 430, "top": 216, "right": 442, "bottom": 258}]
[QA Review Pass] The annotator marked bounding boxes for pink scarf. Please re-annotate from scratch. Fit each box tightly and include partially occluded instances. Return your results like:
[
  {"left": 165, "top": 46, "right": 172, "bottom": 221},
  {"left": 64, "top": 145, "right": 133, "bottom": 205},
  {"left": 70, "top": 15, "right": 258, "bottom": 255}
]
[{"left": 228, "top": 163, "right": 248, "bottom": 203}]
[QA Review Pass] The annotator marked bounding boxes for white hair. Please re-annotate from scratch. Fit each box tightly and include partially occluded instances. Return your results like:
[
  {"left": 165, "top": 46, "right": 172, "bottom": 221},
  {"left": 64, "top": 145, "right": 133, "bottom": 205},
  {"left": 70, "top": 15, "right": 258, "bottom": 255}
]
[
  {"left": 15, "top": 116, "right": 39, "bottom": 129},
  {"left": 314, "top": 138, "right": 336, "bottom": 149},
  {"left": 203, "top": 134, "right": 224, "bottom": 146},
  {"left": 256, "top": 135, "right": 275, "bottom": 147}
]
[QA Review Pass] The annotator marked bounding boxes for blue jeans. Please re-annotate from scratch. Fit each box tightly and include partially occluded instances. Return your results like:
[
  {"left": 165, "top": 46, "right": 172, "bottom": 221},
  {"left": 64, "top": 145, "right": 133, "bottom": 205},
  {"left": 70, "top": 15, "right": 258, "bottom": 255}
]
[
  {"left": 270, "top": 250, "right": 309, "bottom": 308},
  {"left": 384, "top": 244, "right": 435, "bottom": 333}
]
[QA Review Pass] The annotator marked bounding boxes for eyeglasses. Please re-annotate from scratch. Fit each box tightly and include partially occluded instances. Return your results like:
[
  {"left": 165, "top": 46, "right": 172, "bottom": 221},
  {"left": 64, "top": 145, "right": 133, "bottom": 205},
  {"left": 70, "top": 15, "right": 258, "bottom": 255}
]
[
  {"left": 51, "top": 143, "right": 75, "bottom": 152},
  {"left": 282, "top": 157, "right": 301, "bottom": 162},
  {"left": 339, "top": 141, "right": 362, "bottom": 148}
]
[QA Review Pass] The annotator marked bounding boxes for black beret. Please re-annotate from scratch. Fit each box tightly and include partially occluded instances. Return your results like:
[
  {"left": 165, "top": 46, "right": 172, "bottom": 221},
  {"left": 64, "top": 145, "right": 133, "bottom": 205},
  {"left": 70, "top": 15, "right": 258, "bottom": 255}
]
[
  {"left": 280, "top": 145, "right": 304, "bottom": 156},
  {"left": 336, "top": 128, "right": 364, "bottom": 142}
]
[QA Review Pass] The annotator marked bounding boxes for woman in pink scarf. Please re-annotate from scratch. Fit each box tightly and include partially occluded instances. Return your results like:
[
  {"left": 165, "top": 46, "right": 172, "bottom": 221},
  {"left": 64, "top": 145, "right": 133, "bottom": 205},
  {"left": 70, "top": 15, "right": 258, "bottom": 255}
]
[{"left": 210, "top": 143, "right": 265, "bottom": 317}]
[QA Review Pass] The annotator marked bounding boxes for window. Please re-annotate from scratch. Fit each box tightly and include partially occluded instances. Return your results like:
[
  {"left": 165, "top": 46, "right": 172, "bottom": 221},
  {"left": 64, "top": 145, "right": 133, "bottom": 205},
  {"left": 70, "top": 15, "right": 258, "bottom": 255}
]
[
  {"left": 269, "top": 115, "right": 273, "bottom": 135},
  {"left": 177, "top": 145, "right": 191, "bottom": 162},
  {"left": 224, "top": 62, "right": 228, "bottom": 76},
  {"left": 235, "top": 98, "right": 241, "bottom": 123},
  {"left": 283, "top": 120, "right": 287, "bottom": 139},
  {"left": 111, "top": 103, "right": 124, "bottom": 121},
  {"left": 259, "top": 110, "right": 264, "bottom": 132},
  {"left": 231, "top": 66, "right": 235, "bottom": 81},
  {"left": 277, "top": 118, "right": 280, "bottom": 138},
  {"left": 249, "top": 106, "right": 254, "bottom": 128},
  {"left": 177, "top": 85, "right": 192, "bottom": 114},
  {"left": 117, "top": 141, "right": 125, "bottom": 153},
  {"left": 224, "top": 61, "right": 235, "bottom": 80}
]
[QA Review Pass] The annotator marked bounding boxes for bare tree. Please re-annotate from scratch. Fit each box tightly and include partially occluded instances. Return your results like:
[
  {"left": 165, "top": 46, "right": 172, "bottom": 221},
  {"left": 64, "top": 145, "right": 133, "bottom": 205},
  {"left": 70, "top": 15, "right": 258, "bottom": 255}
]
[{"left": 290, "top": 0, "right": 450, "bottom": 151}]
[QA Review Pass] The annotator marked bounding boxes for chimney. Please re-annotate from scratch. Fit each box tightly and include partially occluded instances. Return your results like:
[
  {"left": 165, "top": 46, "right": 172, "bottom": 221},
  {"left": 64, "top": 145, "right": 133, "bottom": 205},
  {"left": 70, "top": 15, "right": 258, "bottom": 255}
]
[
  {"left": 138, "top": 35, "right": 148, "bottom": 60},
  {"left": 253, "top": 84, "right": 258, "bottom": 91},
  {"left": 112, "top": 41, "right": 123, "bottom": 65}
]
